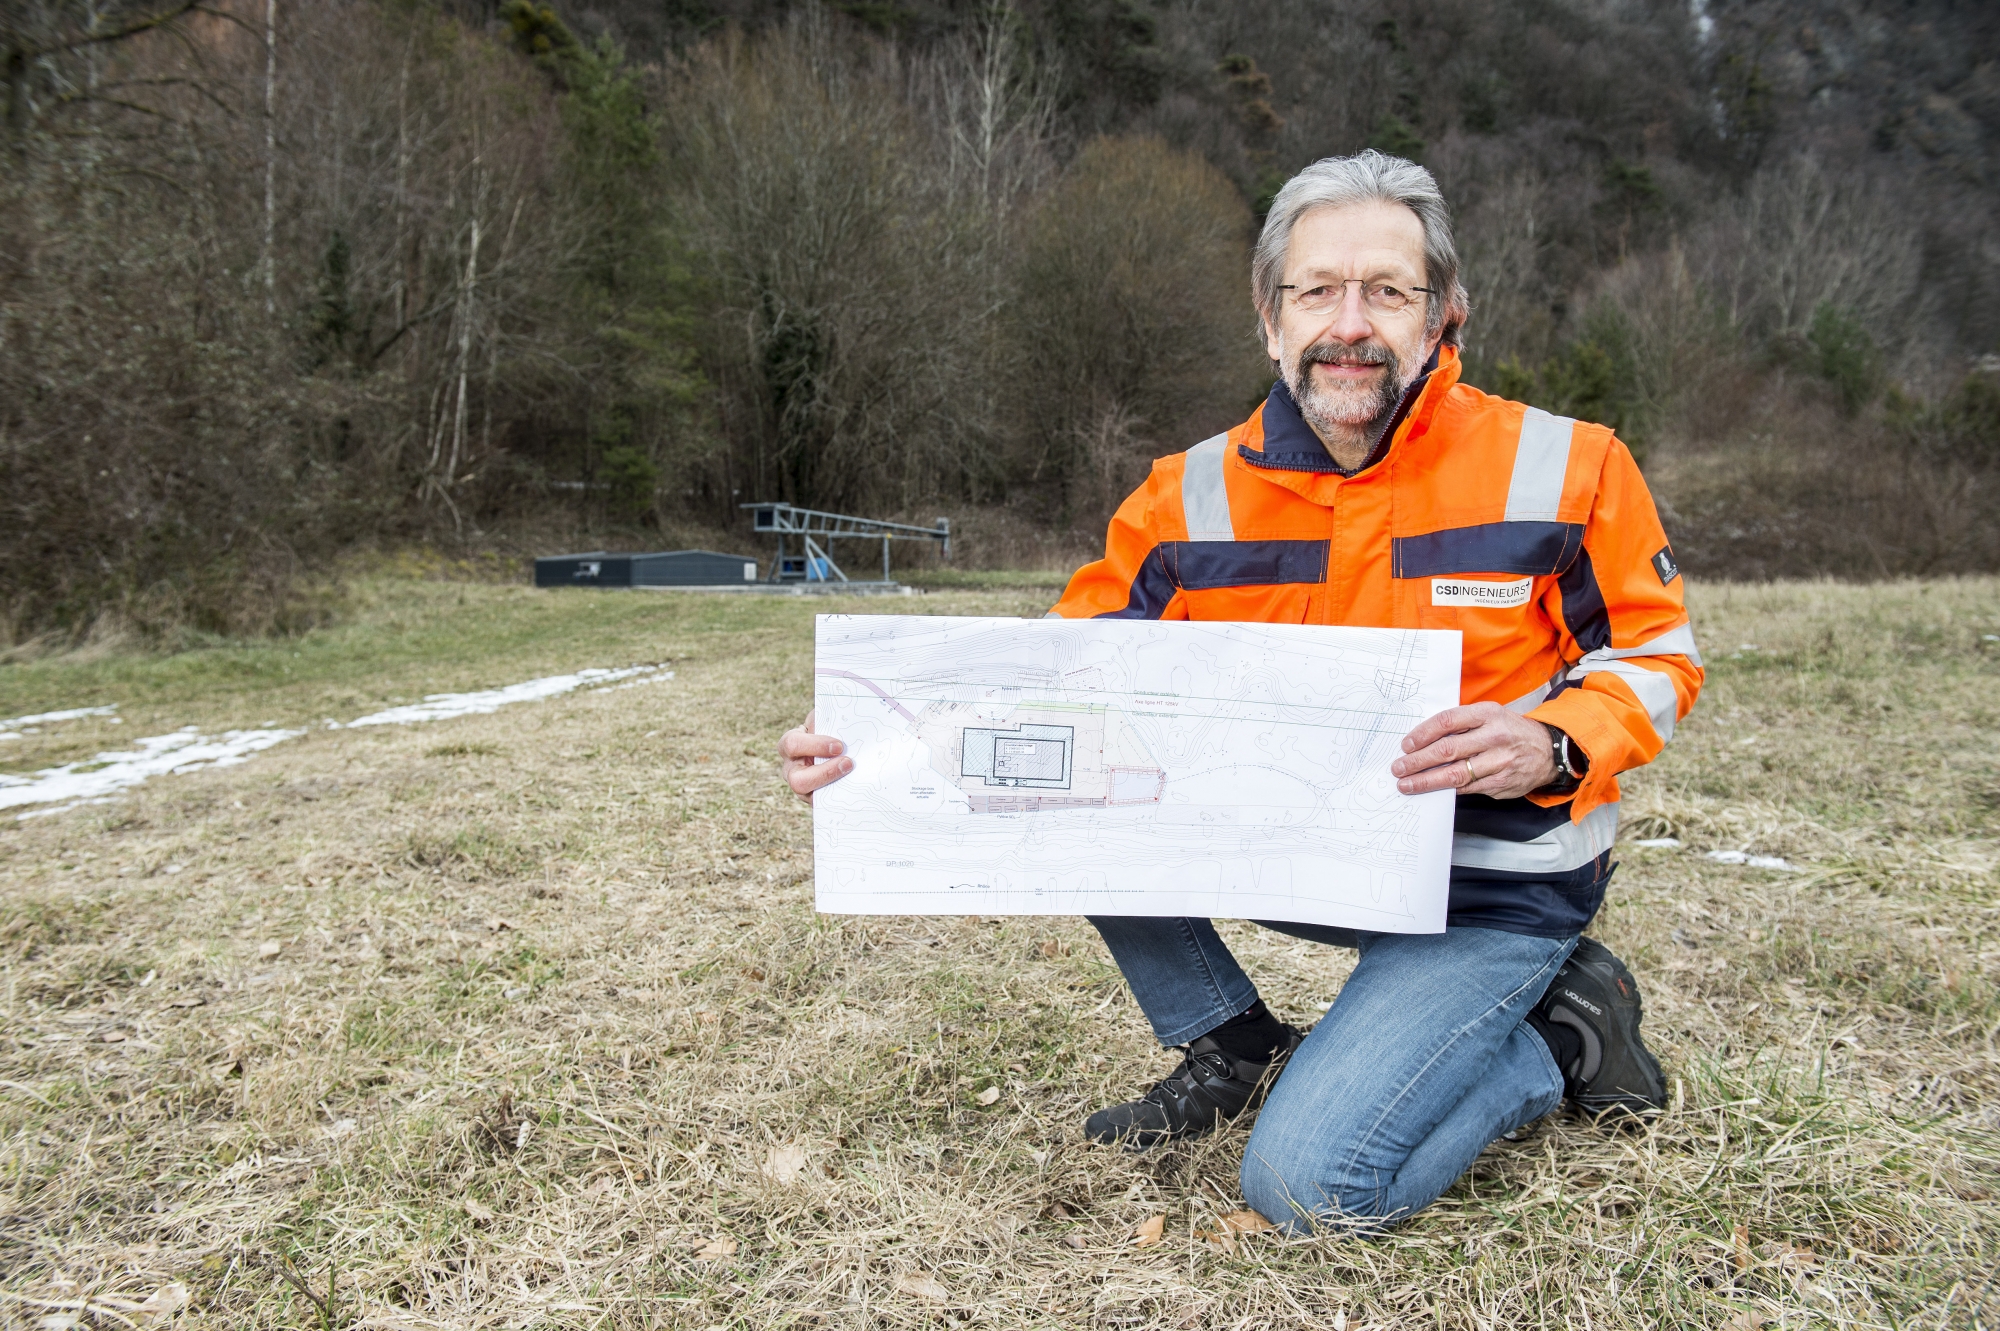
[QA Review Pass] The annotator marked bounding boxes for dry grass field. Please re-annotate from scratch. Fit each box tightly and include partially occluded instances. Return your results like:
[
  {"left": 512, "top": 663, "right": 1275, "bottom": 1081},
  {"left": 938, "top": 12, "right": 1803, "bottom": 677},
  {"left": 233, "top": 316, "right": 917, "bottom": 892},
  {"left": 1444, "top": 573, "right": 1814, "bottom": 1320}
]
[{"left": 0, "top": 575, "right": 1995, "bottom": 1330}]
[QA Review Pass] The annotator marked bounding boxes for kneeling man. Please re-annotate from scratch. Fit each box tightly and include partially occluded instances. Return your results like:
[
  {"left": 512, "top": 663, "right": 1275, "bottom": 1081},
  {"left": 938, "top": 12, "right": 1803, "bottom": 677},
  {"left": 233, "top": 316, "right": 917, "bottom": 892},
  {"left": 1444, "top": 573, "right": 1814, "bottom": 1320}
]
[{"left": 780, "top": 151, "right": 1701, "bottom": 1233}]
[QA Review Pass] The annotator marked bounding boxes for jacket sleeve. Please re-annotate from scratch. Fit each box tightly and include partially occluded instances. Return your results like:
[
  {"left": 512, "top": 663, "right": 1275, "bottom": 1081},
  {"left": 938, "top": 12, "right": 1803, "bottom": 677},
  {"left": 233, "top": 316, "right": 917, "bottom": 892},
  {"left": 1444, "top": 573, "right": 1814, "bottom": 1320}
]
[
  {"left": 1526, "top": 434, "right": 1704, "bottom": 820},
  {"left": 1048, "top": 464, "right": 1186, "bottom": 620}
]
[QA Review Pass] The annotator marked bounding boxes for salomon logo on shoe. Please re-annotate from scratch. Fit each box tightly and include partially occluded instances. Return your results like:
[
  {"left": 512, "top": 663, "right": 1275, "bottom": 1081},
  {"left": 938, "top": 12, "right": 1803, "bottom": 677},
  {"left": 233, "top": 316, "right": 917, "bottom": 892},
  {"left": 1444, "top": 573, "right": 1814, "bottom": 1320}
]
[{"left": 1561, "top": 988, "right": 1603, "bottom": 1016}]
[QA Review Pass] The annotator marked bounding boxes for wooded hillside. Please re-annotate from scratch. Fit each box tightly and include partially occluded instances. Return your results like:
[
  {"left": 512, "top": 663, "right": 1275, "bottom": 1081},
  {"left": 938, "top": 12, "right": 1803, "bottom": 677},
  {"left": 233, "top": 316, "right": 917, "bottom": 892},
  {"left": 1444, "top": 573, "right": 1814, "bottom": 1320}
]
[{"left": 4, "top": 0, "right": 1998, "bottom": 639}]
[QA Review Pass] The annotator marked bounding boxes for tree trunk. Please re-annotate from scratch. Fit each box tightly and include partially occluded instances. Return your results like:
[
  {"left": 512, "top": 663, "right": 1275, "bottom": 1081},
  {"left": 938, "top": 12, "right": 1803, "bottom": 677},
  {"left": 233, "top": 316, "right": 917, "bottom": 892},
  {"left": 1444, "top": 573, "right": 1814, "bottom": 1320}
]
[{"left": 262, "top": 0, "right": 276, "bottom": 316}]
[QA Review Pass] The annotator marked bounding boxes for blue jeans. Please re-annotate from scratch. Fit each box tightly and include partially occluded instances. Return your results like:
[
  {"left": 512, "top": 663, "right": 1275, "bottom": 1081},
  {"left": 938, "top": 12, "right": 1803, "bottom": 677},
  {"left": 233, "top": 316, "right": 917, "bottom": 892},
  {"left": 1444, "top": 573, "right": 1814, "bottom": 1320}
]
[{"left": 1088, "top": 915, "right": 1575, "bottom": 1233}]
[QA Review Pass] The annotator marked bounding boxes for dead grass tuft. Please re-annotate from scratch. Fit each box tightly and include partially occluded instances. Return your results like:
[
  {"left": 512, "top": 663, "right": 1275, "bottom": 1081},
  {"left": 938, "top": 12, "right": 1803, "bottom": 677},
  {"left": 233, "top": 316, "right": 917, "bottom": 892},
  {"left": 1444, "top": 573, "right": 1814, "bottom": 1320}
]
[{"left": 0, "top": 577, "right": 1994, "bottom": 1328}]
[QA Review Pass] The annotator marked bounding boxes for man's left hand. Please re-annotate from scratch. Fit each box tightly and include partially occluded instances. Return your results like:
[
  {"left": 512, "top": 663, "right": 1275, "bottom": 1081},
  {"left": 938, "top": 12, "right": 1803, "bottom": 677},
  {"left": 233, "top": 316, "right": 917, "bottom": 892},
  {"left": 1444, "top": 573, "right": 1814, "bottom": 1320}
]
[{"left": 1392, "top": 703, "right": 1560, "bottom": 799}]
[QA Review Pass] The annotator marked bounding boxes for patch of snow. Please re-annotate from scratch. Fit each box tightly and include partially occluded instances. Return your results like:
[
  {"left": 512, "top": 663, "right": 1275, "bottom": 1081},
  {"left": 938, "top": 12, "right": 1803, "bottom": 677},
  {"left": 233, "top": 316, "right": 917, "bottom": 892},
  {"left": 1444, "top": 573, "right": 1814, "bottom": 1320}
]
[
  {"left": 16, "top": 796, "right": 118, "bottom": 820},
  {"left": 0, "top": 704, "right": 119, "bottom": 730},
  {"left": 0, "top": 704, "right": 119, "bottom": 740},
  {"left": 5, "top": 664, "right": 671, "bottom": 816},
  {"left": 606, "top": 671, "right": 675, "bottom": 691},
  {"left": 1633, "top": 837, "right": 1682, "bottom": 848},
  {"left": 341, "top": 665, "right": 670, "bottom": 727},
  {"left": 3, "top": 727, "right": 302, "bottom": 816},
  {"left": 1704, "top": 850, "right": 1799, "bottom": 871}
]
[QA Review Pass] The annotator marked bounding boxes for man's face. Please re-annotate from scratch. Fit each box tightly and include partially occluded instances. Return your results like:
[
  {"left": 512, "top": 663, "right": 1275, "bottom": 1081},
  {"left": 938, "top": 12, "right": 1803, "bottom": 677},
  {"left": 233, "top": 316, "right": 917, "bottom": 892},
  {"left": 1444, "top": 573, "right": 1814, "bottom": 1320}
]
[{"left": 1263, "top": 201, "right": 1443, "bottom": 441}]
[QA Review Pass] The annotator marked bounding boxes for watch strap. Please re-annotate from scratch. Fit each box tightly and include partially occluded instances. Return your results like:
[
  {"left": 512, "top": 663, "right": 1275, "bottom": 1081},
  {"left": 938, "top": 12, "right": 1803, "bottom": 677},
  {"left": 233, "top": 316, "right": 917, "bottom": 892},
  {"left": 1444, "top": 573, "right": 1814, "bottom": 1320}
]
[{"left": 1540, "top": 724, "right": 1584, "bottom": 795}]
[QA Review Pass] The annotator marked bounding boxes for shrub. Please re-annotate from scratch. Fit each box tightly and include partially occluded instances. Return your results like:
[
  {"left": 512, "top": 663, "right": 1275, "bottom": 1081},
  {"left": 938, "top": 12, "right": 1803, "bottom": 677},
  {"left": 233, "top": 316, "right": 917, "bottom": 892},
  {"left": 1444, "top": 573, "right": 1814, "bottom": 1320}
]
[
  {"left": 1807, "top": 302, "right": 1881, "bottom": 414},
  {"left": 1003, "top": 135, "right": 1265, "bottom": 522}
]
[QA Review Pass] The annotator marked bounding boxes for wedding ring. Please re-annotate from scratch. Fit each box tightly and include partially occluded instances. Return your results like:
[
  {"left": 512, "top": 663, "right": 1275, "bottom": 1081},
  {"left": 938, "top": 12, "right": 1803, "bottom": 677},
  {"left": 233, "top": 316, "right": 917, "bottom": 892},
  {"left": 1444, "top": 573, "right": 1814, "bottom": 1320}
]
[{"left": 1463, "top": 759, "right": 1477, "bottom": 786}]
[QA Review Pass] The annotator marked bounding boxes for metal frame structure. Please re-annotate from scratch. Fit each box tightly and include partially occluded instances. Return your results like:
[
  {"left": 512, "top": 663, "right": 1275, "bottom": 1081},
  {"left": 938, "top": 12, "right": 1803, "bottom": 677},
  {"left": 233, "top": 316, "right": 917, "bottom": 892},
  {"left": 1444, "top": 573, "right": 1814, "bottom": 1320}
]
[{"left": 742, "top": 503, "right": 950, "bottom": 584}]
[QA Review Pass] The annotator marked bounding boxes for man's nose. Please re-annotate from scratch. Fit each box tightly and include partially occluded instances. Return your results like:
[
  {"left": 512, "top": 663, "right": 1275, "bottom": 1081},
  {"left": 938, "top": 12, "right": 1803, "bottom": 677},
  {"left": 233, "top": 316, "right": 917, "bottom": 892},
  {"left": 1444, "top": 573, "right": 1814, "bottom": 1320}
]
[{"left": 1327, "top": 284, "right": 1374, "bottom": 343}]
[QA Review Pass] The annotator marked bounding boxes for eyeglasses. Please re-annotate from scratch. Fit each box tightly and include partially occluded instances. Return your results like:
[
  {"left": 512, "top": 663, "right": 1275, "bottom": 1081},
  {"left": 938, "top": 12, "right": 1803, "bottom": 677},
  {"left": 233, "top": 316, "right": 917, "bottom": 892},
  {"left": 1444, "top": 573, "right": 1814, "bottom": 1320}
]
[{"left": 1278, "top": 279, "right": 1436, "bottom": 316}]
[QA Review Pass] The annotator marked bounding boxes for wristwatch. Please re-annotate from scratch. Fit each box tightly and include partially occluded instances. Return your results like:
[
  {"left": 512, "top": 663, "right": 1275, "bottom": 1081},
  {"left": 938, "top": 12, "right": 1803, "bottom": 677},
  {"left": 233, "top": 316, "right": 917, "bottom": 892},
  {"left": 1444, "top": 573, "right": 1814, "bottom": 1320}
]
[{"left": 1539, "top": 724, "right": 1588, "bottom": 796}]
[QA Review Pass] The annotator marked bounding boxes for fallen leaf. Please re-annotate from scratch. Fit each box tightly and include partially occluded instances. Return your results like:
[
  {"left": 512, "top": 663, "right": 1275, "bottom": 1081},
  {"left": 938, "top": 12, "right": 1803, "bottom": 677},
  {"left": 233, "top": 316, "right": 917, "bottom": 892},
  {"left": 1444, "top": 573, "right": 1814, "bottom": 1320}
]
[
  {"left": 1732, "top": 1220, "right": 1752, "bottom": 1271},
  {"left": 1198, "top": 1210, "right": 1271, "bottom": 1253},
  {"left": 1218, "top": 1209, "right": 1275, "bottom": 1234},
  {"left": 463, "top": 1198, "right": 495, "bottom": 1221},
  {"left": 1756, "top": 1239, "right": 1818, "bottom": 1268},
  {"left": 762, "top": 1142, "right": 808, "bottom": 1185},
  {"left": 695, "top": 1236, "right": 737, "bottom": 1260},
  {"left": 975, "top": 1085, "right": 1001, "bottom": 1106},
  {"left": 166, "top": 997, "right": 205, "bottom": 1009},
  {"left": 207, "top": 1058, "right": 242, "bottom": 1083},
  {"left": 1132, "top": 1214, "right": 1165, "bottom": 1247},
  {"left": 101, "top": 1030, "right": 127, "bottom": 1043},
  {"left": 895, "top": 1272, "right": 949, "bottom": 1303},
  {"left": 487, "top": 918, "right": 514, "bottom": 932},
  {"left": 1062, "top": 1234, "right": 1087, "bottom": 1251},
  {"left": 258, "top": 942, "right": 281, "bottom": 959},
  {"left": 1721, "top": 1312, "right": 1764, "bottom": 1331},
  {"left": 137, "top": 1283, "right": 190, "bottom": 1324}
]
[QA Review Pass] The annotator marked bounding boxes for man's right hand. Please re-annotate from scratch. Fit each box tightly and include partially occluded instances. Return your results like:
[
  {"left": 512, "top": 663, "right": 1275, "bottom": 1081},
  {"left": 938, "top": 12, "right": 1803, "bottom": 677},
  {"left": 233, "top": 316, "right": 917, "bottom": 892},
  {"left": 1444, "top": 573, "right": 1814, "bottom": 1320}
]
[{"left": 779, "top": 709, "right": 851, "bottom": 804}]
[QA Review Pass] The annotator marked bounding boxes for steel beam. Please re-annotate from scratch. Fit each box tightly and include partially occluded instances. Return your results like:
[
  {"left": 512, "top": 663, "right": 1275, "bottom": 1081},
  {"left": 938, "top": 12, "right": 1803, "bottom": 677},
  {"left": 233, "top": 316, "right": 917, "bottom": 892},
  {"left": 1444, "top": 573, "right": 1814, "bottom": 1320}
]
[{"left": 742, "top": 503, "right": 950, "bottom": 584}]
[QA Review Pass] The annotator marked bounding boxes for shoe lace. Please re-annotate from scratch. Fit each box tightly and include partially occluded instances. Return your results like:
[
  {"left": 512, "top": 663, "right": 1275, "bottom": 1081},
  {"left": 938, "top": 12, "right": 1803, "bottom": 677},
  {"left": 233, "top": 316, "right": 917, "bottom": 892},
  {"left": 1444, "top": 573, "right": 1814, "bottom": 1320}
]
[{"left": 1145, "top": 1046, "right": 1236, "bottom": 1106}]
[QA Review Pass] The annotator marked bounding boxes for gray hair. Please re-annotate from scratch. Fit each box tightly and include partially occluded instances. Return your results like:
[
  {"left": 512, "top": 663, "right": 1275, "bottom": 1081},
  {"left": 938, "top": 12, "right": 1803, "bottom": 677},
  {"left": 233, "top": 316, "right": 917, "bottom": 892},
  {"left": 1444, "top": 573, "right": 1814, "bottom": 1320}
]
[{"left": 1252, "top": 150, "right": 1470, "bottom": 349}]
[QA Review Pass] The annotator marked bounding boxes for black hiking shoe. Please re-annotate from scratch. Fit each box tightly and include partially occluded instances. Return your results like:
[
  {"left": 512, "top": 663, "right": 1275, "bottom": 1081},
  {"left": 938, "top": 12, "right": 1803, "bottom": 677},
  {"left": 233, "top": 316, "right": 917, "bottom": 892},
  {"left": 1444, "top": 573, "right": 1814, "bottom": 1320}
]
[
  {"left": 1535, "top": 937, "right": 1667, "bottom": 1117},
  {"left": 1083, "top": 1026, "right": 1306, "bottom": 1150}
]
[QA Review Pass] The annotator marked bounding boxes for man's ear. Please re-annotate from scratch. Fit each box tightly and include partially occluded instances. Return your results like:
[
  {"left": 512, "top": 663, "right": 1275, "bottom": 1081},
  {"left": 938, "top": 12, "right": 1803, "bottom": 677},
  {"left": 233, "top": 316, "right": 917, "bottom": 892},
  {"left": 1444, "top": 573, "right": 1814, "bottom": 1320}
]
[{"left": 1262, "top": 316, "right": 1284, "bottom": 365}]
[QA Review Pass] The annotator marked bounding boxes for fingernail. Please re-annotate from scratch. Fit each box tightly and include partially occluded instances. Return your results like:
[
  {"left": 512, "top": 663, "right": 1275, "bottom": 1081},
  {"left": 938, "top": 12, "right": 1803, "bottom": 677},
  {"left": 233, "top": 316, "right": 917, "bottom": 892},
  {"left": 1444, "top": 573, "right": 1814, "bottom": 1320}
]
[
  {"left": 831, "top": 741, "right": 845, "bottom": 755},
  {"left": 1397, "top": 780, "right": 1411, "bottom": 793}
]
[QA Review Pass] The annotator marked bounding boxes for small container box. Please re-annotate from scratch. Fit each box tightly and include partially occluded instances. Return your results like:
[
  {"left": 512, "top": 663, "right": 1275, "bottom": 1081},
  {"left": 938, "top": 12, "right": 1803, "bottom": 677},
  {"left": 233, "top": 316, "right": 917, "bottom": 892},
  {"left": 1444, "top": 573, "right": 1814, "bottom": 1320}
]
[{"left": 535, "top": 550, "right": 760, "bottom": 588}]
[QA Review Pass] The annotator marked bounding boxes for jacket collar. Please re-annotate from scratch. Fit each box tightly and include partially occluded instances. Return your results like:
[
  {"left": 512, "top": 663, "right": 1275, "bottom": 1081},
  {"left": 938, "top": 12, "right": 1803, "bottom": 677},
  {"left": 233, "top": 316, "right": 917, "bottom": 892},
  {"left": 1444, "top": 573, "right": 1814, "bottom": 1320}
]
[{"left": 1244, "top": 345, "right": 1455, "bottom": 477}]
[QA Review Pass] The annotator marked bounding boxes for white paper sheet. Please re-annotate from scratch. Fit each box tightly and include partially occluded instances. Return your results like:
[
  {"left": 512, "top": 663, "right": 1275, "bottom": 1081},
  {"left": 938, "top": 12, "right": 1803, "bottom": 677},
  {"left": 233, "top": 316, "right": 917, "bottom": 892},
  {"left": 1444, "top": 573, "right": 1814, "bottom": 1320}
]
[{"left": 813, "top": 615, "right": 1462, "bottom": 932}]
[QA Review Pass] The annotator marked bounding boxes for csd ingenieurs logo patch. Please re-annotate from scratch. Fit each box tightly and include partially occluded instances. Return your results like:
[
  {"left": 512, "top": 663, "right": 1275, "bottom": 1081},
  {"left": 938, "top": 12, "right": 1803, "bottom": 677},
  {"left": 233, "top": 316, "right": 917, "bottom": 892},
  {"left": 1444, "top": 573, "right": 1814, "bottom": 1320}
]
[
  {"left": 1430, "top": 576, "right": 1533, "bottom": 609},
  {"left": 1652, "top": 546, "right": 1681, "bottom": 585}
]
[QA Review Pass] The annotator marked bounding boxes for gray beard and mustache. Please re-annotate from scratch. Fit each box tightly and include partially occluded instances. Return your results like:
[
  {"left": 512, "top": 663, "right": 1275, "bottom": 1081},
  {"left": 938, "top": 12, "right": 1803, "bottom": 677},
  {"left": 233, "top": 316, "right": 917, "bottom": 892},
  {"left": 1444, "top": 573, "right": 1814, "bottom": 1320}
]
[{"left": 1282, "top": 338, "right": 1415, "bottom": 445}]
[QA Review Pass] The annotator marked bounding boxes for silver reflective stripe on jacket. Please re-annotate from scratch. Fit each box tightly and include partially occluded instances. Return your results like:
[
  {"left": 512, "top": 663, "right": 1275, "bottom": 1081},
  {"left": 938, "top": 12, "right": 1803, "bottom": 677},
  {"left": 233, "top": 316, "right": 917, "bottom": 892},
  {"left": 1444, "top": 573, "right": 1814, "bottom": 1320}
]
[
  {"left": 1503, "top": 407, "right": 1577, "bottom": 522},
  {"left": 1503, "top": 680, "right": 1551, "bottom": 713},
  {"left": 1563, "top": 622, "right": 1702, "bottom": 744},
  {"left": 1450, "top": 800, "right": 1620, "bottom": 875},
  {"left": 1573, "top": 620, "right": 1703, "bottom": 668},
  {"left": 1180, "top": 433, "right": 1235, "bottom": 541}
]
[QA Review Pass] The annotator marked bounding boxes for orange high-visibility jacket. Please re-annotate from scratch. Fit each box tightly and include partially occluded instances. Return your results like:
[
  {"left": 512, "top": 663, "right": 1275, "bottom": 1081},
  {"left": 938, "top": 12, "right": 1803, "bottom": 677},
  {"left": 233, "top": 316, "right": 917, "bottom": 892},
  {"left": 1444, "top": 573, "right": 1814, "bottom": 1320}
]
[{"left": 1050, "top": 346, "right": 1702, "bottom": 936}]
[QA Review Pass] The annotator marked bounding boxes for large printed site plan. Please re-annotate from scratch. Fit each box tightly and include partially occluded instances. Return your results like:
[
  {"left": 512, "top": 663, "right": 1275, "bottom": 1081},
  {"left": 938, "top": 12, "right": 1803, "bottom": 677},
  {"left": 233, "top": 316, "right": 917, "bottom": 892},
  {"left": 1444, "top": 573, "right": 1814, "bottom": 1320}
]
[{"left": 812, "top": 615, "right": 1462, "bottom": 932}]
